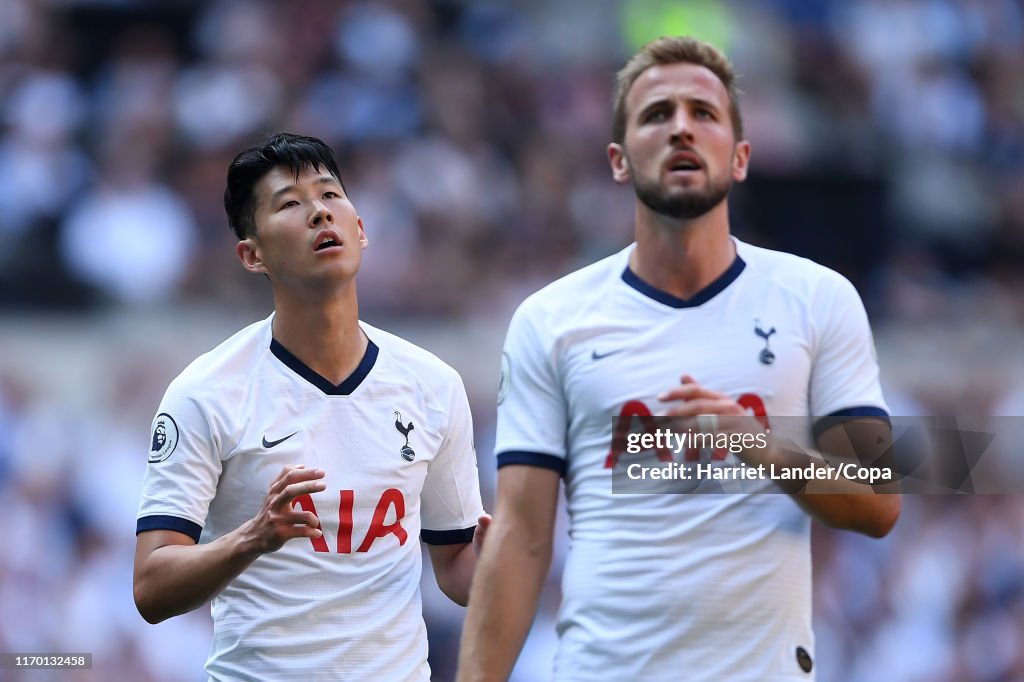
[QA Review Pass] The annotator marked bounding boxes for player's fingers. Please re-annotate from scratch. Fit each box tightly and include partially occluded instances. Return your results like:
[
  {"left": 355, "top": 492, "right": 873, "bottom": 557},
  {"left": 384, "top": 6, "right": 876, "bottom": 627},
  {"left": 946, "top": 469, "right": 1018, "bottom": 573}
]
[
  {"left": 473, "top": 514, "right": 492, "bottom": 553},
  {"left": 658, "top": 384, "right": 726, "bottom": 402},
  {"left": 680, "top": 373, "right": 697, "bottom": 384},
  {"left": 274, "top": 477, "right": 327, "bottom": 507},
  {"left": 284, "top": 477, "right": 327, "bottom": 499},
  {"left": 657, "top": 384, "right": 701, "bottom": 402},
  {"left": 282, "top": 524, "right": 323, "bottom": 540},
  {"left": 281, "top": 465, "right": 324, "bottom": 482},
  {"left": 660, "top": 398, "right": 733, "bottom": 417},
  {"left": 278, "top": 510, "right": 320, "bottom": 528},
  {"left": 277, "top": 464, "right": 305, "bottom": 478},
  {"left": 268, "top": 466, "right": 294, "bottom": 494},
  {"left": 277, "top": 467, "right": 326, "bottom": 490},
  {"left": 268, "top": 471, "right": 299, "bottom": 497},
  {"left": 268, "top": 464, "right": 309, "bottom": 494}
]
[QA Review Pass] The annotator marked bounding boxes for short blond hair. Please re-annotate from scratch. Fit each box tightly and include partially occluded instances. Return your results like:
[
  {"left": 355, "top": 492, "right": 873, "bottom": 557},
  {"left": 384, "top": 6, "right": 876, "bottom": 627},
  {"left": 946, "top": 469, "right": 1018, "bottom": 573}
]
[{"left": 612, "top": 36, "right": 743, "bottom": 144}]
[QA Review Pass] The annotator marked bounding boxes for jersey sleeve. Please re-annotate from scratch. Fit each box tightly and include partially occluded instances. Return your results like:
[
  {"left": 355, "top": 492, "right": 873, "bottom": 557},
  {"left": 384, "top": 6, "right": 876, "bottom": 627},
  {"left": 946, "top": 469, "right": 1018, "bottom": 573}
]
[
  {"left": 136, "top": 381, "right": 223, "bottom": 543},
  {"left": 420, "top": 371, "right": 484, "bottom": 545},
  {"left": 494, "top": 301, "right": 568, "bottom": 475},
  {"left": 809, "top": 273, "right": 889, "bottom": 437}
]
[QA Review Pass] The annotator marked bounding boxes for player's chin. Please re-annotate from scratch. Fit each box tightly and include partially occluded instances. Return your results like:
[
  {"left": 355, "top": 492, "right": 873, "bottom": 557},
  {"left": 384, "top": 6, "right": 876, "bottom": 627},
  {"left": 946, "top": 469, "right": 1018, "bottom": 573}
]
[
  {"left": 312, "top": 256, "right": 360, "bottom": 281},
  {"left": 659, "top": 181, "right": 707, "bottom": 203}
]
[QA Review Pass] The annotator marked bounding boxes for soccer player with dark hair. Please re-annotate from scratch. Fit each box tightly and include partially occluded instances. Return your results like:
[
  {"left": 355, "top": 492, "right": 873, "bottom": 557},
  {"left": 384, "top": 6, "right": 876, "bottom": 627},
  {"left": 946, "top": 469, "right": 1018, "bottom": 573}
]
[
  {"left": 135, "top": 133, "right": 487, "bottom": 681},
  {"left": 459, "top": 37, "right": 899, "bottom": 681}
]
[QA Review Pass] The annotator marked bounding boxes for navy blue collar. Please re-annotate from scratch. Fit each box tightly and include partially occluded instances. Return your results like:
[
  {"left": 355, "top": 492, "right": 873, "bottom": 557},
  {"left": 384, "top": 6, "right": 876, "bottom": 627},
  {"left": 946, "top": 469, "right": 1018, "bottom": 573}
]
[
  {"left": 622, "top": 254, "right": 746, "bottom": 308},
  {"left": 270, "top": 337, "right": 379, "bottom": 395}
]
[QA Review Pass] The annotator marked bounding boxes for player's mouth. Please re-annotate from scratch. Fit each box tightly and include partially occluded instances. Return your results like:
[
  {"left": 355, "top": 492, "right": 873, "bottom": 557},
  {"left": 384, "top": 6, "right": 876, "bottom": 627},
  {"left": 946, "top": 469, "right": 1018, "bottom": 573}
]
[
  {"left": 665, "top": 151, "right": 704, "bottom": 176},
  {"left": 313, "top": 229, "right": 343, "bottom": 252}
]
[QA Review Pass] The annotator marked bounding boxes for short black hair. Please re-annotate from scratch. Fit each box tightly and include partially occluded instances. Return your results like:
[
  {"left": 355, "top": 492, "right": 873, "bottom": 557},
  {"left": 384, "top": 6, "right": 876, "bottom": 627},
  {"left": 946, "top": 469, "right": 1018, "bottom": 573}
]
[{"left": 224, "top": 132, "right": 346, "bottom": 240}]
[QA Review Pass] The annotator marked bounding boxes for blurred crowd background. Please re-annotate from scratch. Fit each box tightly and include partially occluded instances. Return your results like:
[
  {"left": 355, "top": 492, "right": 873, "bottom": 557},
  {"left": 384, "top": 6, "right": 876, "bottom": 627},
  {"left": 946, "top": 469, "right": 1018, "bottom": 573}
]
[{"left": 1, "top": 0, "right": 1023, "bottom": 680}]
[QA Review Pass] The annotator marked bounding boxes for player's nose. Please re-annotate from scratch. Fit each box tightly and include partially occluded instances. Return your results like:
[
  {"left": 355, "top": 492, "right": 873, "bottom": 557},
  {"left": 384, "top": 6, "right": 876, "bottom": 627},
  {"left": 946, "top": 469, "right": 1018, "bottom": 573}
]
[
  {"left": 309, "top": 202, "right": 334, "bottom": 227},
  {"left": 669, "top": 109, "right": 694, "bottom": 143}
]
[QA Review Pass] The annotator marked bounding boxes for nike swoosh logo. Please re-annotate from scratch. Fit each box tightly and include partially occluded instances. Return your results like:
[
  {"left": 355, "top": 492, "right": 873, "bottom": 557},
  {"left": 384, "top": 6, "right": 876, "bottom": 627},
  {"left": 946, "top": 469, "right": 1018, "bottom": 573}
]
[
  {"left": 262, "top": 432, "right": 298, "bottom": 448},
  {"left": 591, "top": 349, "right": 625, "bottom": 360}
]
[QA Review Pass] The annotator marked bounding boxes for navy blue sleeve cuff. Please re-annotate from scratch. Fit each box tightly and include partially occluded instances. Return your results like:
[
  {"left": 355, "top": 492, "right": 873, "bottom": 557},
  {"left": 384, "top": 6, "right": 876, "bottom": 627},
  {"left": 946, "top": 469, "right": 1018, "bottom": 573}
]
[
  {"left": 496, "top": 450, "right": 566, "bottom": 476},
  {"left": 421, "top": 527, "right": 475, "bottom": 545},
  {"left": 136, "top": 515, "right": 202, "bottom": 543},
  {"left": 813, "top": 407, "right": 891, "bottom": 441}
]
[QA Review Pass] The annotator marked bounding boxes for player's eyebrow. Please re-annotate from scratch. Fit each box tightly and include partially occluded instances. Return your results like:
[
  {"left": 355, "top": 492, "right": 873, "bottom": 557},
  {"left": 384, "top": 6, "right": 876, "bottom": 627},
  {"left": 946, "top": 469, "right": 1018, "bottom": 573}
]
[
  {"left": 636, "top": 98, "right": 671, "bottom": 120},
  {"left": 687, "top": 97, "right": 721, "bottom": 112},
  {"left": 269, "top": 175, "right": 341, "bottom": 203},
  {"left": 636, "top": 95, "right": 722, "bottom": 121}
]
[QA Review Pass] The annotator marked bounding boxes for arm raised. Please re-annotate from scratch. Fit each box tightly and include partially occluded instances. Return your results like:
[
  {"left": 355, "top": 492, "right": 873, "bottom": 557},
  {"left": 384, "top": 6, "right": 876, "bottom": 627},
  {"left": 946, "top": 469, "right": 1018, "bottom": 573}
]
[{"left": 133, "top": 465, "right": 326, "bottom": 623}]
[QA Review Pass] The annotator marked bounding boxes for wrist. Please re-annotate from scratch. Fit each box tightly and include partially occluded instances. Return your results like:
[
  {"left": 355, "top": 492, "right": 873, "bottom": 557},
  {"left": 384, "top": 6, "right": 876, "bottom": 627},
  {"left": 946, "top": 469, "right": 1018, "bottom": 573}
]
[{"left": 232, "top": 519, "right": 266, "bottom": 560}]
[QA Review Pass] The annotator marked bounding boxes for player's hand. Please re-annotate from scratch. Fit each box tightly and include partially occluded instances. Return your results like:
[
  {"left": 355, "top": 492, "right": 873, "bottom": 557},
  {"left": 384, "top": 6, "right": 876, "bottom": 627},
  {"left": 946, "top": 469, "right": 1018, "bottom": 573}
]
[
  {"left": 657, "top": 374, "right": 768, "bottom": 462},
  {"left": 472, "top": 513, "right": 492, "bottom": 555},
  {"left": 245, "top": 465, "right": 327, "bottom": 554},
  {"left": 657, "top": 374, "right": 746, "bottom": 418}
]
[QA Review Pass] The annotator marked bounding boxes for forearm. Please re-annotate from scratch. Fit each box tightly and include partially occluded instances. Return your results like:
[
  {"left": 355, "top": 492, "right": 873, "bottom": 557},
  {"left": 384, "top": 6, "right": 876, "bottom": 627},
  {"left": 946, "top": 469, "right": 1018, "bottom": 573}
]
[
  {"left": 792, "top": 488, "right": 901, "bottom": 537},
  {"left": 434, "top": 542, "right": 478, "bottom": 607},
  {"left": 760, "top": 441, "right": 901, "bottom": 537},
  {"left": 457, "top": 523, "right": 550, "bottom": 682},
  {"left": 134, "top": 522, "right": 260, "bottom": 623},
  {"left": 659, "top": 381, "right": 901, "bottom": 535}
]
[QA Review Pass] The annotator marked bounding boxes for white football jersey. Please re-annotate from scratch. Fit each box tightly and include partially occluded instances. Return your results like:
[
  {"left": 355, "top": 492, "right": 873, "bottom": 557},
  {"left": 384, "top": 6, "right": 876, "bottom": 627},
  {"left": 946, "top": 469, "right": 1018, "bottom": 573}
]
[
  {"left": 137, "top": 315, "right": 483, "bottom": 681},
  {"left": 496, "top": 238, "right": 888, "bottom": 681}
]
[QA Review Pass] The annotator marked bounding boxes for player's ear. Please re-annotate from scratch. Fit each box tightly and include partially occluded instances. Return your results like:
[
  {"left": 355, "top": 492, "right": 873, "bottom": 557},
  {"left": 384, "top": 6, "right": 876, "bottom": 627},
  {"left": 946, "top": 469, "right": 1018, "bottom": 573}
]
[
  {"left": 356, "top": 217, "right": 368, "bottom": 249},
  {"left": 237, "top": 237, "right": 267, "bottom": 274},
  {"left": 608, "top": 142, "right": 631, "bottom": 184},
  {"left": 732, "top": 140, "right": 751, "bottom": 182}
]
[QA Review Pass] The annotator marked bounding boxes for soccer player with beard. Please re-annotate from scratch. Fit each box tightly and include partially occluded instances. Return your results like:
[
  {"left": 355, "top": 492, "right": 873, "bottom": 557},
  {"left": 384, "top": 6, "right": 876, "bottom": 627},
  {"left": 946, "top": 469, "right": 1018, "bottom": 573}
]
[{"left": 458, "top": 37, "right": 900, "bottom": 681}]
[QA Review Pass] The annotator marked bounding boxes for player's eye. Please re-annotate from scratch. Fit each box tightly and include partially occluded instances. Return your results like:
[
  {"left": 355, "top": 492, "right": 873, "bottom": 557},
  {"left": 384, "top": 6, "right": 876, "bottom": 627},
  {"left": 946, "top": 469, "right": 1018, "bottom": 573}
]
[
  {"left": 643, "top": 108, "right": 669, "bottom": 123},
  {"left": 278, "top": 199, "right": 299, "bottom": 210},
  {"left": 323, "top": 191, "right": 340, "bottom": 200},
  {"left": 694, "top": 108, "right": 714, "bottom": 120}
]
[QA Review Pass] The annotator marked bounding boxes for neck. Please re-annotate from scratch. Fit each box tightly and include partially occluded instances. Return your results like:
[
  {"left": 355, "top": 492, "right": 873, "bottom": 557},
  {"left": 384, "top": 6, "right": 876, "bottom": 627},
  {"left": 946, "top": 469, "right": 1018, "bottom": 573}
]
[
  {"left": 629, "top": 200, "right": 736, "bottom": 300},
  {"left": 271, "top": 282, "right": 367, "bottom": 385}
]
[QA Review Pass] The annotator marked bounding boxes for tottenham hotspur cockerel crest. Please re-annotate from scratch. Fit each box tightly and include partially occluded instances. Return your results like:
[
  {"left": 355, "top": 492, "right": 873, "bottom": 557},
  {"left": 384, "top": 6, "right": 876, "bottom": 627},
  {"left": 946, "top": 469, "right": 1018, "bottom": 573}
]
[{"left": 394, "top": 411, "right": 415, "bottom": 461}]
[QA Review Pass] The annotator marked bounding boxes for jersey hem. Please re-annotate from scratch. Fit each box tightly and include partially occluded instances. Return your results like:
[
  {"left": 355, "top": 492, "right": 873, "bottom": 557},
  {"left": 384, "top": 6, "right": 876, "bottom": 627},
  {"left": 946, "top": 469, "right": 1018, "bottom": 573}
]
[
  {"left": 812, "top": 406, "right": 890, "bottom": 440},
  {"left": 136, "top": 514, "right": 202, "bottom": 542},
  {"left": 496, "top": 450, "right": 566, "bottom": 476},
  {"left": 421, "top": 527, "right": 475, "bottom": 545}
]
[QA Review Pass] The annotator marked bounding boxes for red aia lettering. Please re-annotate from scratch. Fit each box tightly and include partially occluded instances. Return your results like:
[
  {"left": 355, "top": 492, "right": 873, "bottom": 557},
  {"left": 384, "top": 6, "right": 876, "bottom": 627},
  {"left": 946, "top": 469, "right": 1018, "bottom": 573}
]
[
  {"left": 357, "top": 488, "right": 408, "bottom": 552},
  {"left": 291, "top": 493, "right": 329, "bottom": 553},
  {"left": 737, "top": 393, "right": 770, "bottom": 430},
  {"left": 291, "top": 489, "right": 408, "bottom": 553},
  {"left": 337, "top": 489, "right": 354, "bottom": 554},
  {"left": 605, "top": 400, "right": 673, "bottom": 468}
]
